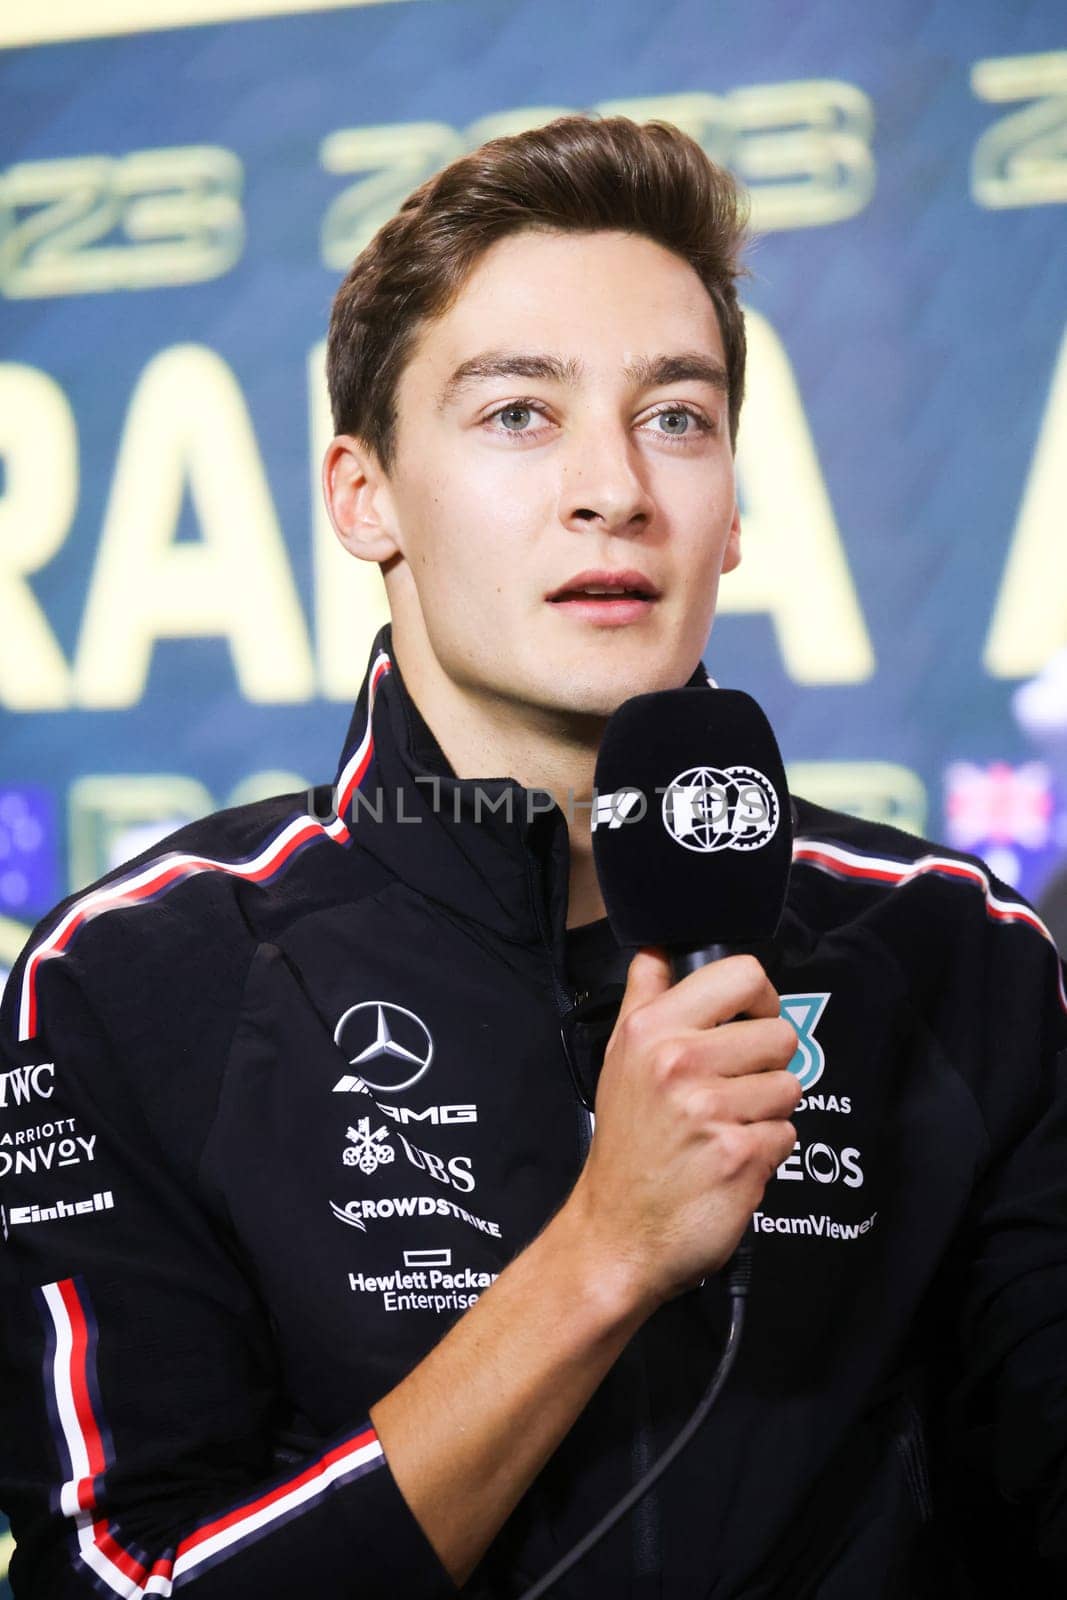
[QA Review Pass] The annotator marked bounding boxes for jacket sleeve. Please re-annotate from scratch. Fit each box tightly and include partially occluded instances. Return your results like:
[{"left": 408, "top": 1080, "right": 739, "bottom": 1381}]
[
  {"left": 933, "top": 900, "right": 1067, "bottom": 1578},
  {"left": 0, "top": 936, "right": 458, "bottom": 1599}
]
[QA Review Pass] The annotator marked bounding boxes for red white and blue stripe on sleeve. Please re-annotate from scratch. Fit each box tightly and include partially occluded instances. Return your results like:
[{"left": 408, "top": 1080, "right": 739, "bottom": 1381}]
[
  {"left": 16, "top": 653, "right": 391, "bottom": 1043},
  {"left": 792, "top": 836, "right": 1067, "bottom": 1013},
  {"left": 36, "top": 1277, "right": 385, "bottom": 1597}
]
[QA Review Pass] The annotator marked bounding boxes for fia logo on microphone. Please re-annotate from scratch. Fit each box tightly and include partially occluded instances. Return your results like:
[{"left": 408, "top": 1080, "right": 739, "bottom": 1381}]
[{"left": 661, "top": 766, "right": 779, "bottom": 853}]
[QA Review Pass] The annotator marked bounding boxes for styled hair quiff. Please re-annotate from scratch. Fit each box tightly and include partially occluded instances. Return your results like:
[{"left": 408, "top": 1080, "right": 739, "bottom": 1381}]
[{"left": 326, "top": 115, "right": 750, "bottom": 466}]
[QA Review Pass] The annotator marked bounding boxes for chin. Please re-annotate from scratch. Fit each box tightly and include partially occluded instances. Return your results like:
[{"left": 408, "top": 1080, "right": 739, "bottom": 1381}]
[{"left": 534, "top": 658, "right": 692, "bottom": 721}]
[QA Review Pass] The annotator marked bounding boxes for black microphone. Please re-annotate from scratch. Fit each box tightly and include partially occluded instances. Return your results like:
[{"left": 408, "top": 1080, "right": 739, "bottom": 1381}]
[
  {"left": 591, "top": 684, "right": 792, "bottom": 977},
  {"left": 515, "top": 688, "right": 795, "bottom": 1600},
  {"left": 563, "top": 688, "right": 791, "bottom": 1113},
  {"left": 591, "top": 683, "right": 793, "bottom": 1299}
]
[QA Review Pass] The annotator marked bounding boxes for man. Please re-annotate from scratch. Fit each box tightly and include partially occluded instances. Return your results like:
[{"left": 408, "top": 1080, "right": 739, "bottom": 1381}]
[{"left": 1, "top": 117, "right": 1065, "bottom": 1598}]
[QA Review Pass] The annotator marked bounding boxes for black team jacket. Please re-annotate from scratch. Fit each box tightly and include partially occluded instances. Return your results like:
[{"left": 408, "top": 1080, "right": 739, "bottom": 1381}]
[{"left": 1, "top": 626, "right": 1066, "bottom": 1598}]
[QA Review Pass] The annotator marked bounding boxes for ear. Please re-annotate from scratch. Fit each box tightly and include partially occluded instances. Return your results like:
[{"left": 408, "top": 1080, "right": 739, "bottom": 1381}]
[
  {"left": 322, "top": 434, "right": 401, "bottom": 564},
  {"left": 721, "top": 502, "right": 742, "bottom": 574}
]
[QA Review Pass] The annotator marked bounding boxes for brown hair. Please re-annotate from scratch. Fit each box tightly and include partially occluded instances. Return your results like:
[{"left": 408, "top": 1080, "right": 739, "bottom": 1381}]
[{"left": 327, "top": 115, "right": 750, "bottom": 466}]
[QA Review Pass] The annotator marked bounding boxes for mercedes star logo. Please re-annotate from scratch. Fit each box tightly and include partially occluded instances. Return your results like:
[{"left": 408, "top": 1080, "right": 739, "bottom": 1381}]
[{"left": 333, "top": 1001, "right": 434, "bottom": 1094}]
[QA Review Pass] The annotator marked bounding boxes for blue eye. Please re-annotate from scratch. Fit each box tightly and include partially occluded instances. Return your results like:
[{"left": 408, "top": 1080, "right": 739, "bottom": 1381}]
[
  {"left": 498, "top": 405, "right": 534, "bottom": 431},
  {"left": 656, "top": 409, "right": 691, "bottom": 435}
]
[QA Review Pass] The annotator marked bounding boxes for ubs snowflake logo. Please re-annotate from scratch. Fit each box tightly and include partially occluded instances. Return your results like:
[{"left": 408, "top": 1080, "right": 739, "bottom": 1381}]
[{"left": 342, "top": 1118, "right": 395, "bottom": 1175}]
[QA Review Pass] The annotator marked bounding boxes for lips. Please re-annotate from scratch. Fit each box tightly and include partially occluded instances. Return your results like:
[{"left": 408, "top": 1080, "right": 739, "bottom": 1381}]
[
  {"left": 545, "top": 568, "right": 660, "bottom": 629},
  {"left": 546, "top": 569, "right": 661, "bottom": 603}
]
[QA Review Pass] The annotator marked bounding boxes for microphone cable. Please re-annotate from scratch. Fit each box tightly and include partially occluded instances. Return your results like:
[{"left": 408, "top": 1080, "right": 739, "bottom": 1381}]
[{"left": 516, "top": 1235, "right": 753, "bottom": 1600}]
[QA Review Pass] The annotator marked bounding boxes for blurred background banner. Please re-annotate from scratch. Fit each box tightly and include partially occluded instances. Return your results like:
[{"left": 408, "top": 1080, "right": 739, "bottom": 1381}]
[{"left": 0, "top": 0, "right": 1065, "bottom": 1586}]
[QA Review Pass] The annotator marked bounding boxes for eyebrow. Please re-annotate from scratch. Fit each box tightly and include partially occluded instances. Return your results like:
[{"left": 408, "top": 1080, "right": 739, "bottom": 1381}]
[{"left": 438, "top": 350, "right": 728, "bottom": 409}]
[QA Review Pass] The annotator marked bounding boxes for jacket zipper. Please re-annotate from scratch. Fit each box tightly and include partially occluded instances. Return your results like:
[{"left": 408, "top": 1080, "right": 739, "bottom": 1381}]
[
  {"left": 526, "top": 851, "right": 594, "bottom": 1163},
  {"left": 527, "top": 848, "right": 661, "bottom": 1587},
  {"left": 629, "top": 1344, "right": 662, "bottom": 1595}
]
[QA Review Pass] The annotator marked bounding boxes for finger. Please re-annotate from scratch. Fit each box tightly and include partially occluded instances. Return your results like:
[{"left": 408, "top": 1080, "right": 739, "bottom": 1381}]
[
  {"left": 616, "top": 946, "right": 673, "bottom": 1025},
  {"left": 704, "top": 1068, "right": 801, "bottom": 1124},
  {"left": 649, "top": 953, "right": 782, "bottom": 1033},
  {"left": 694, "top": 1016, "right": 799, "bottom": 1079},
  {"left": 750, "top": 1117, "right": 800, "bottom": 1176}
]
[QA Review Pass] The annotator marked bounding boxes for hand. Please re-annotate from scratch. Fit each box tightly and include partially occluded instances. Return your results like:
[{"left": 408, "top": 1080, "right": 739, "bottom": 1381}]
[{"left": 567, "top": 949, "right": 800, "bottom": 1311}]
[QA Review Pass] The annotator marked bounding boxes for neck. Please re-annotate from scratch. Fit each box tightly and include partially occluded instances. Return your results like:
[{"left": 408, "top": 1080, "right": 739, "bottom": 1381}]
[{"left": 391, "top": 638, "right": 608, "bottom": 930}]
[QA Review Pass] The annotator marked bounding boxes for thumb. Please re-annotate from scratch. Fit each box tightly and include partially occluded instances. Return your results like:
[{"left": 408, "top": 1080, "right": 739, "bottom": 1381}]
[{"left": 617, "top": 946, "right": 672, "bottom": 1024}]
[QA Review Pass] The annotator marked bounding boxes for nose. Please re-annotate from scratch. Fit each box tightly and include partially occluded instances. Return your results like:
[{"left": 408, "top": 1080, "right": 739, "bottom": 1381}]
[{"left": 557, "top": 420, "right": 654, "bottom": 537}]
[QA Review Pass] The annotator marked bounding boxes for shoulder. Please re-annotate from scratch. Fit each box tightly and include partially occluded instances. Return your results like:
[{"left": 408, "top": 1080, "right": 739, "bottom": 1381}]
[
  {"left": 791, "top": 795, "right": 1043, "bottom": 931},
  {"left": 3, "top": 784, "right": 382, "bottom": 1051},
  {"left": 789, "top": 795, "right": 1065, "bottom": 1019},
  {"left": 0, "top": 790, "right": 403, "bottom": 1188}
]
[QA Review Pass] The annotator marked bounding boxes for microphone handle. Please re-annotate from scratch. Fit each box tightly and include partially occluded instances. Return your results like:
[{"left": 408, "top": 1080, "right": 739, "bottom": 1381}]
[
  {"left": 670, "top": 942, "right": 732, "bottom": 982},
  {"left": 667, "top": 940, "right": 756, "bottom": 1297}
]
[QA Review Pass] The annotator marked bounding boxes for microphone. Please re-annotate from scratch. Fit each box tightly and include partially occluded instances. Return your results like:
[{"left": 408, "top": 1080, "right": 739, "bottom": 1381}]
[
  {"left": 516, "top": 689, "right": 795, "bottom": 1599},
  {"left": 591, "top": 684, "right": 793, "bottom": 978},
  {"left": 591, "top": 680, "right": 793, "bottom": 1298}
]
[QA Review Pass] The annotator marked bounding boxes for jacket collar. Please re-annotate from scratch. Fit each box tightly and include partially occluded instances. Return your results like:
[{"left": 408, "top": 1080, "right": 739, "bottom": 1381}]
[{"left": 331, "top": 624, "right": 712, "bottom": 951}]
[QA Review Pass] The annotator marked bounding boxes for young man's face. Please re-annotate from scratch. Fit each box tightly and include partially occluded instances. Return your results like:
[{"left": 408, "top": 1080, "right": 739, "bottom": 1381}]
[{"left": 362, "top": 227, "right": 741, "bottom": 724}]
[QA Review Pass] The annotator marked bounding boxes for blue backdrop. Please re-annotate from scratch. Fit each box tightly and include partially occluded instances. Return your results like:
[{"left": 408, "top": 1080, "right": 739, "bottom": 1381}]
[{"left": 1, "top": 1, "right": 1065, "bottom": 1588}]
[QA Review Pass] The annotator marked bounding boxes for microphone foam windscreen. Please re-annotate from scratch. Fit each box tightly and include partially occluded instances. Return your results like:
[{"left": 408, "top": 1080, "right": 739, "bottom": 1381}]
[{"left": 592, "top": 687, "right": 793, "bottom": 948}]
